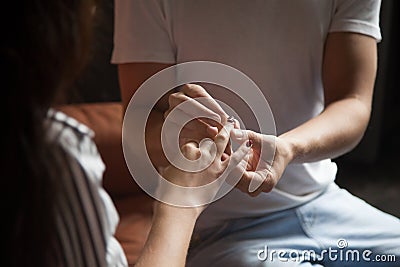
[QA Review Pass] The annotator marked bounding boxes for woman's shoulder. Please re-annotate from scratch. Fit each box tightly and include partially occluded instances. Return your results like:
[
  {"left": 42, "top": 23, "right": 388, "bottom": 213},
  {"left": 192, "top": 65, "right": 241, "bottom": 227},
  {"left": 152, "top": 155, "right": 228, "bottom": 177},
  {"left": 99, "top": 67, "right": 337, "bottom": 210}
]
[
  {"left": 47, "top": 108, "right": 94, "bottom": 140},
  {"left": 46, "top": 108, "right": 105, "bottom": 181}
]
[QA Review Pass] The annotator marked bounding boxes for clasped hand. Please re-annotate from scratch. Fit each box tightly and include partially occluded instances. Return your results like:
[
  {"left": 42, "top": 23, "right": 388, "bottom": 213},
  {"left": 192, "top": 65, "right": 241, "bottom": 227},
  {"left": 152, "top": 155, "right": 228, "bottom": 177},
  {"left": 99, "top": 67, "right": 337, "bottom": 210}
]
[{"left": 162, "top": 84, "right": 293, "bottom": 197}]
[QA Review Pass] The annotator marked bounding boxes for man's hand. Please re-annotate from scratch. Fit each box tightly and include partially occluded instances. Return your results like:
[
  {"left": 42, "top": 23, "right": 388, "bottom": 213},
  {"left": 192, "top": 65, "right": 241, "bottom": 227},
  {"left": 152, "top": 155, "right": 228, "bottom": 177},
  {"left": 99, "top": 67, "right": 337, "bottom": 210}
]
[
  {"left": 164, "top": 84, "right": 239, "bottom": 147},
  {"left": 231, "top": 130, "right": 293, "bottom": 197}
]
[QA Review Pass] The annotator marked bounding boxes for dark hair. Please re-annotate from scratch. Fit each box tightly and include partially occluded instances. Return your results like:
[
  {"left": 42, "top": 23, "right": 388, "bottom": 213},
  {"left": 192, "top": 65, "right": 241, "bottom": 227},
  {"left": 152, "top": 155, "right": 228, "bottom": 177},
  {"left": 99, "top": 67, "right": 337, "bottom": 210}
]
[{"left": 1, "top": 0, "right": 96, "bottom": 266}]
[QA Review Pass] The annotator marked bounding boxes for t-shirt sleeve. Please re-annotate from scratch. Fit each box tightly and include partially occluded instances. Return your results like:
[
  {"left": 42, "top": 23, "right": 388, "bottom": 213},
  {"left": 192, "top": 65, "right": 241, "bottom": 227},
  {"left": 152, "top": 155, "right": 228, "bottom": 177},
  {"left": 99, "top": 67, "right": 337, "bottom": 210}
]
[
  {"left": 329, "top": 0, "right": 382, "bottom": 42},
  {"left": 111, "top": 0, "right": 176, "bottom": 64}
]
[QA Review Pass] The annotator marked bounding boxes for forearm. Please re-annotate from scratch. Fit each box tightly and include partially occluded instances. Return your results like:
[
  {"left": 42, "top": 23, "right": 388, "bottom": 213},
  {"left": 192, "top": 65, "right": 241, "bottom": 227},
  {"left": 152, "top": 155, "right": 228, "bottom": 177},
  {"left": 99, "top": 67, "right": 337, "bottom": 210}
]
[
  {"left": 145, "top": 110, "right": 170, "bottom": 168},
  {"left": 280, "top": 97, "right": 371, "bottom": 164},
  {"left": 134, "top": 204, "right": 197, "bottom": 267},
  {"left": 118, "top": 62, "right": 173, "bottom": 169}
]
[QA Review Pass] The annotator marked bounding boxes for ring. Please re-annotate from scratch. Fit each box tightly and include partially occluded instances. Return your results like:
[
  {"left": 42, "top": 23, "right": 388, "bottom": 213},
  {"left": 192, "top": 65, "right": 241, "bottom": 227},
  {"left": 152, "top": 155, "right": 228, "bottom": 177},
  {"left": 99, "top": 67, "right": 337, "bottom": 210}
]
[{"left": 227, "top": 116, "right": 235, "bottom": 123}]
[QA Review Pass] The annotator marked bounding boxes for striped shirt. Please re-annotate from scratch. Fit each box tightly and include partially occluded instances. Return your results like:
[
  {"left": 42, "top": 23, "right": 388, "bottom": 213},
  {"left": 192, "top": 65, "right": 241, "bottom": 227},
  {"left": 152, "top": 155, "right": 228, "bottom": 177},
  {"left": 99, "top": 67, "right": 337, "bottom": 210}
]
[{"left": 47, "top": 109, "right": 128, "bottom": 267}]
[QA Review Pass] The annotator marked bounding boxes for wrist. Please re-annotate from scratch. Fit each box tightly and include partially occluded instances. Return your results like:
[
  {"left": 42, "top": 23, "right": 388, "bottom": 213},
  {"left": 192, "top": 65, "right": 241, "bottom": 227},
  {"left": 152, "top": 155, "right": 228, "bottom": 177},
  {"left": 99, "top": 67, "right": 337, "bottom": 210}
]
[
  {"left": 154, "top": 201, "right": 202, "bottom": 221},
  {"left": 278, "top": 135, "right": 301, "bottom": 164}
]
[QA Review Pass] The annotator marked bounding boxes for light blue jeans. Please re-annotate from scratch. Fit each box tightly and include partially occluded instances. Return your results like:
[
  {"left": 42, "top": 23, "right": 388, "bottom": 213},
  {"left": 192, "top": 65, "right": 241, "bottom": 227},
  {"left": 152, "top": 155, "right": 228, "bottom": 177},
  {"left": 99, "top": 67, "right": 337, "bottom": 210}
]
[{"left": 187, "top": 184, "right": 400, "bottom": 266}]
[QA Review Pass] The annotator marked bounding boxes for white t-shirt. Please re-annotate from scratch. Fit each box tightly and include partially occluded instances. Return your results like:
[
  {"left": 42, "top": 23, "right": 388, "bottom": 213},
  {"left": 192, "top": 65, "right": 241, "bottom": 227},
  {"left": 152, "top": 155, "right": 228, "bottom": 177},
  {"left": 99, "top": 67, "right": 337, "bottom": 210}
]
[{"left": 112, "top": 0, "right": 382, "bottom": 229}]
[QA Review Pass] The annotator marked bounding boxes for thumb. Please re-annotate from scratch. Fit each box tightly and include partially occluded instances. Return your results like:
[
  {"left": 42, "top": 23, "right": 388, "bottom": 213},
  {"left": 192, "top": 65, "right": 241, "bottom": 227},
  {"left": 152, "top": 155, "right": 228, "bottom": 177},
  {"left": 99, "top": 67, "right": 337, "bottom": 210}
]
[{"left": 231, "top": 129, "right": 261, "bottom": 148}]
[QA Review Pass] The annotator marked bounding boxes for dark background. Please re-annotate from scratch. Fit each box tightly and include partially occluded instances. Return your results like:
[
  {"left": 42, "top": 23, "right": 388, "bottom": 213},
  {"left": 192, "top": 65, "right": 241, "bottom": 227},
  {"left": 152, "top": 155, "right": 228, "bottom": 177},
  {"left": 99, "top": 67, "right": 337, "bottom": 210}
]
[{"left": 72, "top": 0, "right": 399, "bottom": 217}]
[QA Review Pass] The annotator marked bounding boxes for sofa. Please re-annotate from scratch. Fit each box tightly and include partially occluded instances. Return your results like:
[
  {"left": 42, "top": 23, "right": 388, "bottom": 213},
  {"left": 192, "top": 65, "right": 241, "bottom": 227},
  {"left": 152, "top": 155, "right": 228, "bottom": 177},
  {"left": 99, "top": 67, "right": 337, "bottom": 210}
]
[{"left": 56, "top": 102, "right": 153, "bottom": 266}]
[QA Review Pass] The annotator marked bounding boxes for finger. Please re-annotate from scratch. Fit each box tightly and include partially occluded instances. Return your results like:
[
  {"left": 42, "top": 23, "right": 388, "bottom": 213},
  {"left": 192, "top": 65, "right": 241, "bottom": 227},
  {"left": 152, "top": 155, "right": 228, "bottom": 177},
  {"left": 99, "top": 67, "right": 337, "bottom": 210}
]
[
  {"left": 235, "top": 171, "right": 254, "bottom": 194},
  {"left": 199, "top": 117, "right": 223, "bottom": 130},
  {"left": 180, "top": 141, "right": 200, "bottom": 160},
  {"left": 258, "top": 135, "right": 276, "bottom": 168},
  {"left": 168, "top": 92, "right": 222, "bottom": 124},
  {"left": 179, "top": 123, "right": 213, "bottom": 141},
  {"left": 165, "top": 107, "right": 219, "bottom": 139},
  {"left": 225, "top": 156, "right": 248, "bottom": 187},
  {"left": 199, "top": 138, "right": 216, "bottom": 158},
  {"left": 230, "top": 128, "right": 246, "bottom": 142},
  {"left": 166, "top": 108, "right": 210, "bottom": 134},
  {"left": 167, "top": 91, "right": 185, "bottom": 109},
  {"left": 214, "top": 123, "right": 235, "bottom": 158},
  {"left": 180, "top": 84, "right": 229, "bottom": 124},
  {"left": 179, "top": 83, "right": 210, "bottom": 97},
  {"left": 231, "top": 130, "right": 261, "bottom": 149},
  {"left": 185, "top": 119, "right": 210, "bottom": 133},
  {"left": 234, "top": 119, "right": 240, "bottom": 129},
  {"left": 248, "top": 171, "right": 268, "bottom": 194},
  {"left": 234, "top": 172, "right": 265, "bottom": 197},
  {"left": 200, "top": 117, "right": 239, "bottom": 132},
  {"left": 164, "top": 92, "right": 221, "bottom": 122},
  {"left": 249, "top": 171, "right": 276, "bottom": 196},
  {"left": 206, "top": 126, "right": 219, "bottom": 136},
  {"left": 165, "top": 106, "right": 194, "bottom": 127},
  {"left": 225, "top": 140, "right": 252, "bottom": 170},
  {"left": 221, "top": 152, "right": 230, "bottom": 161}
]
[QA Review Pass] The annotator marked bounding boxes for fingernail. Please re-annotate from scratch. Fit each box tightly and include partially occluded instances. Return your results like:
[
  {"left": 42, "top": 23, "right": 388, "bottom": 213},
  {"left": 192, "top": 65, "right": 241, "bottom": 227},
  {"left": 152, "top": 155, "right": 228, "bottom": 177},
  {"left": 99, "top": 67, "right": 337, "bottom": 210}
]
[{"left": 246, "top": 140, "right": 253, "bottom": 147}]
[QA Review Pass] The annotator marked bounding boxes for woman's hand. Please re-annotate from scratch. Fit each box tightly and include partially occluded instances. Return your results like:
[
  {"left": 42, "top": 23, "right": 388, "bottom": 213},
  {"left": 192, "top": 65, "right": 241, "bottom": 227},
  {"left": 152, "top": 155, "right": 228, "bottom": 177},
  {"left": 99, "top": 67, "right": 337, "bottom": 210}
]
[
  {"left": 156, "top": 122, "right": 251, "bottom": 216},
  {"left": 231, "top": 129, "right": 293, "bottom": 197}
]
